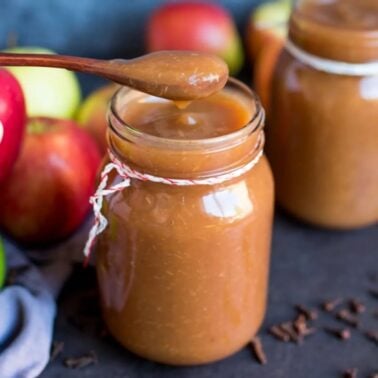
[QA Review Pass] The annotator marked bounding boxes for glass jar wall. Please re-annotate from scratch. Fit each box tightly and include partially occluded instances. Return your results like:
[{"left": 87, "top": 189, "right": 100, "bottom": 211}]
[{"left": 96, "top": 80, "right": 274, "bottom": 365}]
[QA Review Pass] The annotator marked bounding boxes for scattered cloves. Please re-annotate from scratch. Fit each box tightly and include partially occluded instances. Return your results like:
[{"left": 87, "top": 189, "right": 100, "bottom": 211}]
[
  {"left": 337, "top": 309, "right": 359, "bottom": 328},
  {"left": 269, "top": 325, "right": 290, "bottom": 342},
  {"left": 293, "top": 314, "right": 307, "bottom": 334},
  {"left": 322, "top": 298, "right": 343, "bottom": 312},
  {"left": 324, "top": 327, "right": 351, "bottom": 341},
  {"left": 269, "top": 309, "right": 317, "bottom": 345},
  {"left": 63, "top": 351, "right": 98, "bottom": 369},
  {"left": 294, "top": 314, "right": 316, "bottom": 338},
  {"left": 296, "top": 305, "right": 318, "bottom": 321},
  {"left": 349, "top": 299, "right": 366, "bottom": 314},
  {"left": 280, "top": 322, "right": 301, "bottom": 343},
  {"left": 259, "top": 276, "right": 378, "bottom": 374},
  {"left": 251, "top": 336, "right": 267, "bottom": 365}
]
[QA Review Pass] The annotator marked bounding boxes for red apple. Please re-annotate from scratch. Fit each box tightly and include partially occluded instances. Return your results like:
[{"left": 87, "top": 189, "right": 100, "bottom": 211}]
[
  {"left": 0, "top": 117, "right": 102, "bottom": 245},
  {"left": 147, "top": 2, "right": 244, "bottom": 75},
  {"left": 0, "top": 68, "right": 26, "bottom": 184},
  {"left": 77, "top": 83, "right": 118, "bottom": 154}
]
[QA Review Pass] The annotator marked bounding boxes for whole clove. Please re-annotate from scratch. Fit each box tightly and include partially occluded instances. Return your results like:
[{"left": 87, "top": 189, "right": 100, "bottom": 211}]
[
  {"left": 349, "top": 299, "right": 366, "bottom": 314},
  {"left": 280, "top": 322, "right": 301, "bottom": 343},
  {"left": 295, "top": 305, "right": 318, "bottom": 321},
  {"left": 324, "top": 327, "right": 351, "bottom": 341},
  {"left": 64, "top": 351, "right": 98, "bottom": 369},
  {"left": 337, "top": 309, "right": 359, "bottom": 328},
  {"left": 365, "top": 330, "right": 378, "bottom": 345},
  {"left": 50, "top": 341, "right": 64, "bottom": 362},
  {"left": 293, "top": 314, "right": 307, "bottom": 334},
  {"left": 344, "top": 368, "right": 358, "bottom": 378},
  {"left": 294, "top": 314, "right": 316, "bottom": 338},
  {"left": 251, "top": 337, "right": 267, "bottom": 365},
  {"left": 269, "top": 312, "right": 316, "bottom": 344},
  {"left": 269, "top": 325, "right": 290, "bottom": 342},
  {"left": 322, "top": 298, "right": 343, "bottom": 312}
]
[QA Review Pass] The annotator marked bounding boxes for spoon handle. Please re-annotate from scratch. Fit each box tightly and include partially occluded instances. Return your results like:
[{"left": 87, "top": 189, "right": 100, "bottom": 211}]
[
  {"left": 0, "top": 51, "right": 229, "bottom": 100},
  {"left": 0, "top": 52, "right": 106, "bottom": 75}
]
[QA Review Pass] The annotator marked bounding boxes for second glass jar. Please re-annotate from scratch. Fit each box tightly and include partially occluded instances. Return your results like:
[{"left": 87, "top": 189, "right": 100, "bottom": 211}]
[{"left": 268, "top": 0, "right": 378, "bottom": 228}]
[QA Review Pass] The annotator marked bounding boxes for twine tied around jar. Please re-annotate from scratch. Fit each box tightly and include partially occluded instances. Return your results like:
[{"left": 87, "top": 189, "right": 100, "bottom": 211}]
[
  {"left": 83, "top": 133, "right": 264, "bottom": 263},
  {"left": 285, "top": 39, "right": 378, "bottom": 76}
]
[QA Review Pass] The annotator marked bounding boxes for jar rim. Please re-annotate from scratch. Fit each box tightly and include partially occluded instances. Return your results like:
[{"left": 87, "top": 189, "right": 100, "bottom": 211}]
[
  {"left": 289, "top": 1, "right": 378, "bottom": 64},
  {"left": 108, "top": 77, "right": 264, "bottom": 151}
]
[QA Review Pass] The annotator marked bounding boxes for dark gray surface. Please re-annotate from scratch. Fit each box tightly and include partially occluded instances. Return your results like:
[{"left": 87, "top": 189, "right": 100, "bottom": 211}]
[{"left": 41, "top": 211, "right": 378, "bottom": 378}]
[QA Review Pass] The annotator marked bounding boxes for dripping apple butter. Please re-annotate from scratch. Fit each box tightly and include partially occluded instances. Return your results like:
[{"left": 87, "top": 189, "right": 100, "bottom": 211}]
[
  {"left": 268, "top": 0, "right": 378, "bottom": 228},
  {"left": 95, "top": 78, "right": 274, "bottom": 365}
]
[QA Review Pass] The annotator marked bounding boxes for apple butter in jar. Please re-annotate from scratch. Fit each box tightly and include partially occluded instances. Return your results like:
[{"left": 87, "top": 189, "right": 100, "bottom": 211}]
[
  {"left": 268, "top": 0, "right": 378, "bottom": 228},
  {"left": 94, "top": 78, "right": 274, "bottom": 365}
]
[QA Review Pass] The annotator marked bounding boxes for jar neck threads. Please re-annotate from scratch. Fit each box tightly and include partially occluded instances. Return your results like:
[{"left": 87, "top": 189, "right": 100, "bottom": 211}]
[{"left": 285, "top": 39, "right": 378, "bottom": 76}]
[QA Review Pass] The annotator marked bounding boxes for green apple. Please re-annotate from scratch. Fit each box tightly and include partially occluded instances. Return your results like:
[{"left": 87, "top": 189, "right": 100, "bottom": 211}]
[
  {"left": 247, "top": 0, "right": 292, "bottom": 61},
  {"left": 4, "top": 47, "right": 81, "bottom": 119},
  {"left": 0, "top": 237, "right": 6, "bottom": 289},
  {"left": 253, "top": 0, "right": 292, "bottom": 33}
]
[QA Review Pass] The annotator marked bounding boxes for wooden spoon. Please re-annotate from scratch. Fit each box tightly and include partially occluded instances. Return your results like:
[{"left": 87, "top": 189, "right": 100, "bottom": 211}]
[{"left": 0, "top": 50, "right": 228, "bottom": 101}]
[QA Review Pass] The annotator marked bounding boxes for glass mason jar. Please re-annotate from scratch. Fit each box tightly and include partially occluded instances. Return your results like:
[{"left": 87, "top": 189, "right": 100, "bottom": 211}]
[
  {"left": 267, "top": 0, "right": 378, "bottom": 228},
  {"left": 95, "top": 79, "right": 274, "bottom": 365}
]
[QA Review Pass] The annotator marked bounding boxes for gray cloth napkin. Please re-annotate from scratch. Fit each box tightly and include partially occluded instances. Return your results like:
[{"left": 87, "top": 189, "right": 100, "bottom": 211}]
[{"left": 0, "top": 227, "right": 88, "bottom": 378}]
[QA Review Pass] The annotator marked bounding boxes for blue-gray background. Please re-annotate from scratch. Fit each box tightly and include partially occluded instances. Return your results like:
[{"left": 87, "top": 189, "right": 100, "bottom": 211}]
[{"left": 0, "top": 0, "right": 264, "bottom": 58}]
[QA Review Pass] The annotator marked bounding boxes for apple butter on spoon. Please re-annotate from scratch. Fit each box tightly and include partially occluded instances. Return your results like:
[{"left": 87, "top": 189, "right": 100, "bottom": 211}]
[{"left": 0, "top": 50, "right": 228, "bottom": 101}]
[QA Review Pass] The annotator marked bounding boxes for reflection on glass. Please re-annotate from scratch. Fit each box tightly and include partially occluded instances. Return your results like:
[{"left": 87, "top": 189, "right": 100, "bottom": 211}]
[
  {"left": 202, "top": 181, "right": 253, "bottom": 219},
  {"left": 360, "top": 76, "right": 378, "bottom": 101}
]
